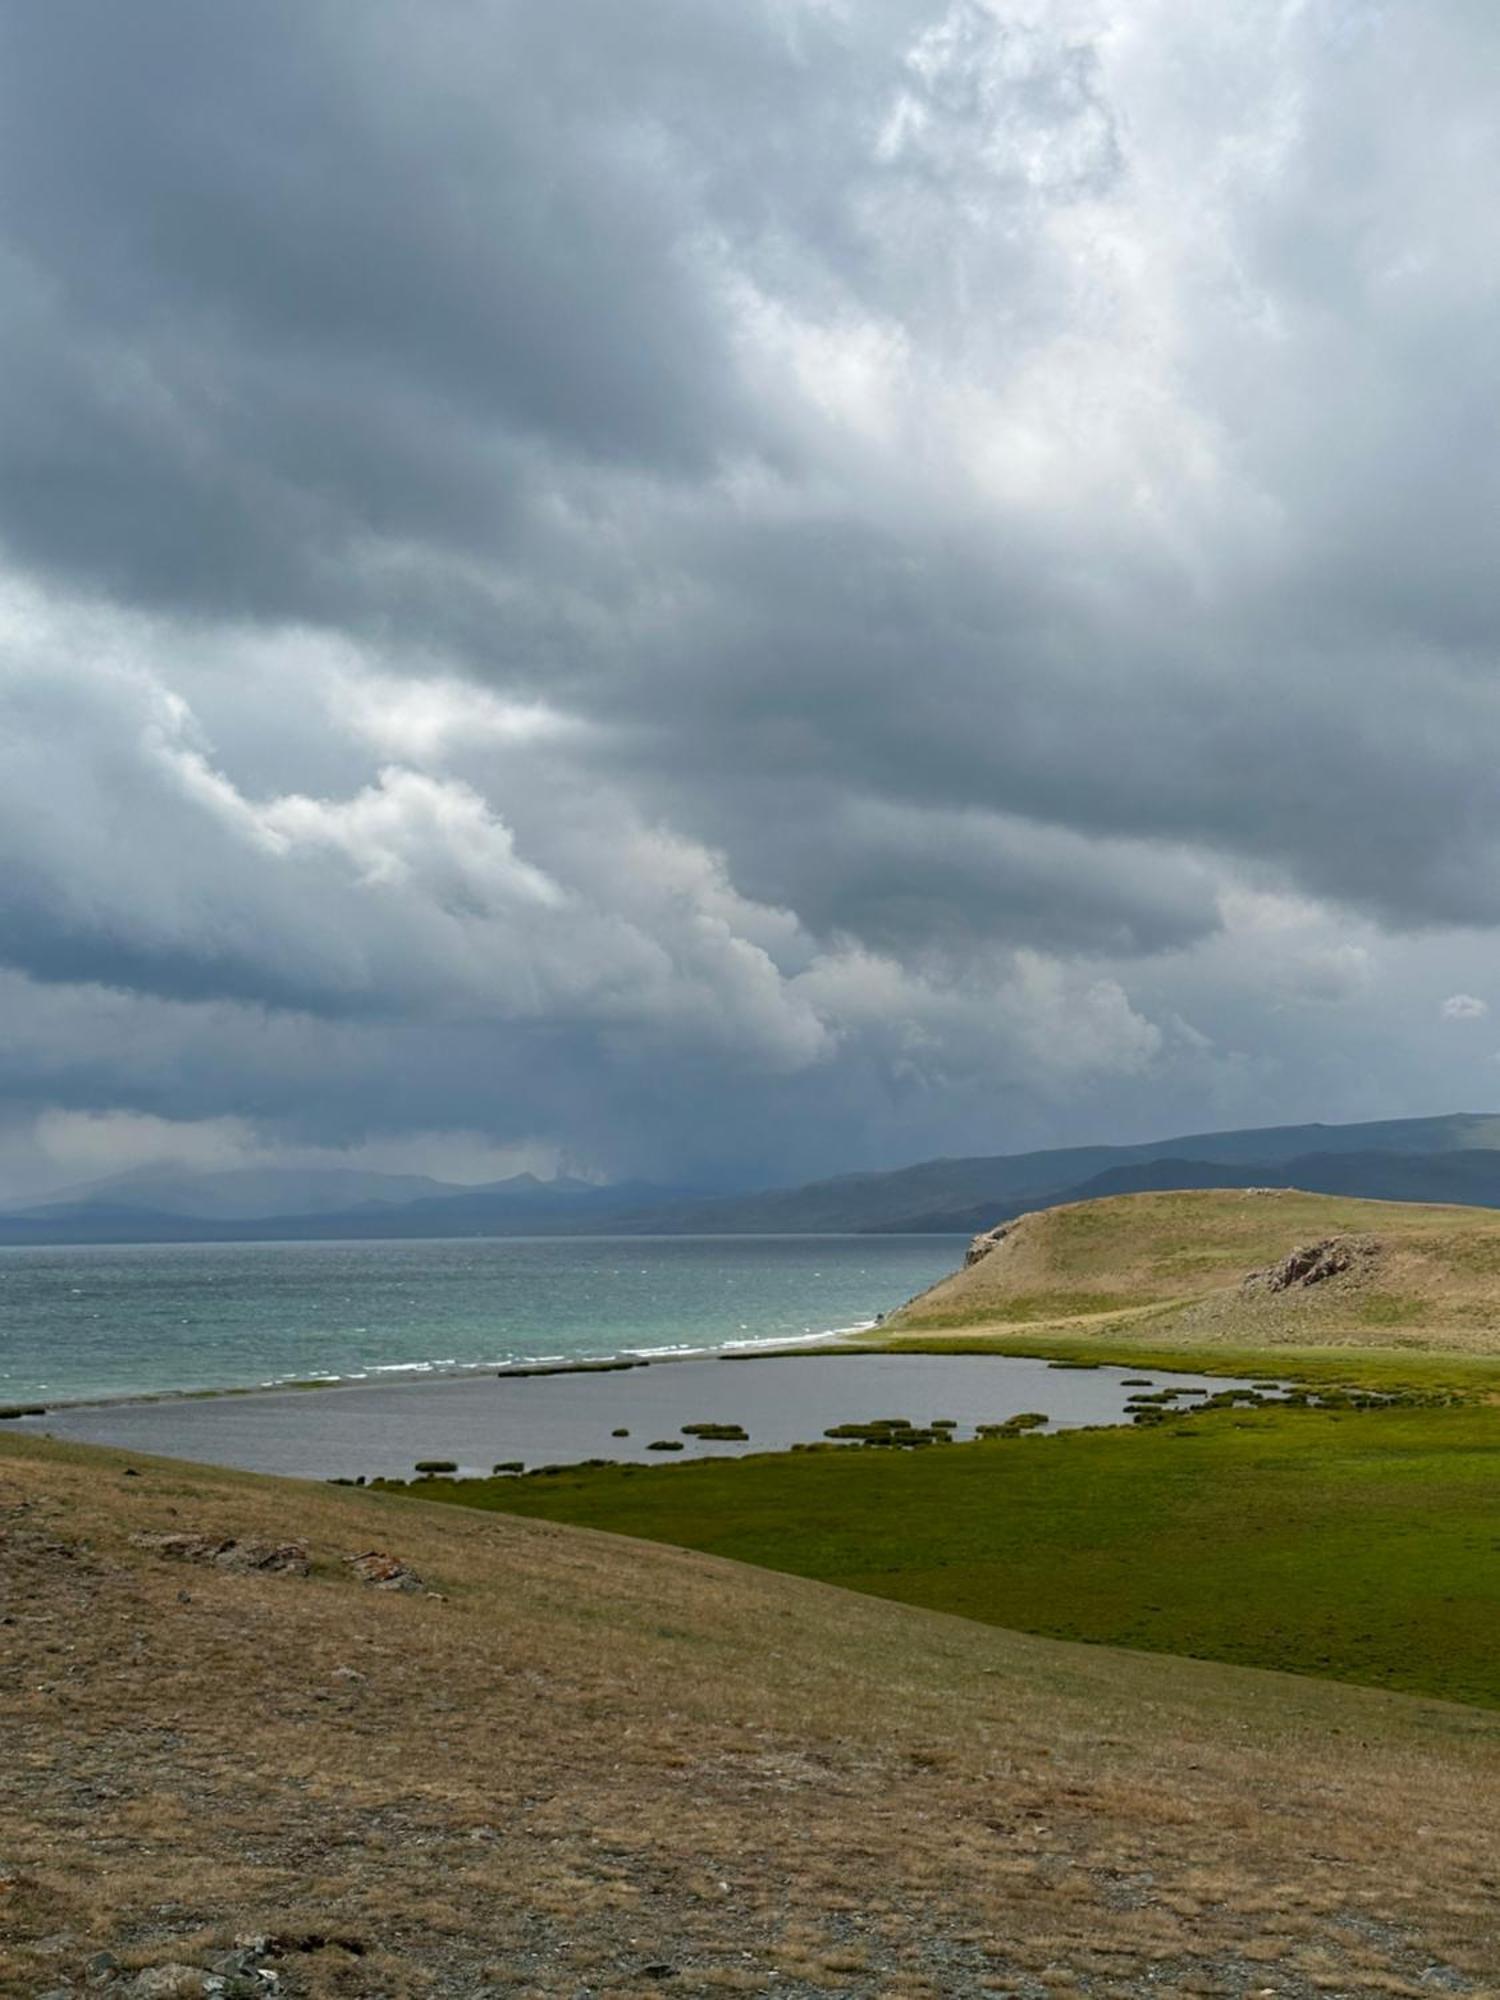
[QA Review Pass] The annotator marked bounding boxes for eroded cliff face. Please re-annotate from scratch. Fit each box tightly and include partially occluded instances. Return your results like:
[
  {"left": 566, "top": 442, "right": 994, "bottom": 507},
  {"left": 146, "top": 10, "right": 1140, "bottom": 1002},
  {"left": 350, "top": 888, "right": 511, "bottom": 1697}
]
[{"left": 964, "top": 1220, "right": 1014, "bottom": 1267}]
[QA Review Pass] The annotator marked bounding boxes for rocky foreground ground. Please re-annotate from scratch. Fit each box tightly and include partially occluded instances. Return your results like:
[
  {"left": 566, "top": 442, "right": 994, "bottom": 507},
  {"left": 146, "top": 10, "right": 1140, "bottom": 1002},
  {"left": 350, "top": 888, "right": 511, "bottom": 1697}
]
[{"left": 4, "top": 1430, "right": 1500, "bottom": 1999}]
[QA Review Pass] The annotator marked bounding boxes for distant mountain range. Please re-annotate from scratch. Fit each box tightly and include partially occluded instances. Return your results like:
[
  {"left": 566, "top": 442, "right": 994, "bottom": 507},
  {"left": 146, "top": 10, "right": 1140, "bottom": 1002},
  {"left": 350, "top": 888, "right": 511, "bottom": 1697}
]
[
  {"left": 6, "top": 1112, "right": 1500, "bottom": 1243},
  {"left": 0, "top": 1166, "right": 692, "bottom": 1243},
  {"left": 614, "top": 1112, "right": 1500, "bottom": 1234}
]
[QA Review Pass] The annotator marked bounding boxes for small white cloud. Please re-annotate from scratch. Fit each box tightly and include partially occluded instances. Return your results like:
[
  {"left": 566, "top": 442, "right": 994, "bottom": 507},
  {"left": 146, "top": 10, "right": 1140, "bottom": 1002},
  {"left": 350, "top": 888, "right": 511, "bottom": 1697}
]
[
  {"left": 1441, "top": 993, "right": 1488, "bottom": 1021},
  {"left": 34, "top": 1109, "right": 258, "bottom": 1176}
]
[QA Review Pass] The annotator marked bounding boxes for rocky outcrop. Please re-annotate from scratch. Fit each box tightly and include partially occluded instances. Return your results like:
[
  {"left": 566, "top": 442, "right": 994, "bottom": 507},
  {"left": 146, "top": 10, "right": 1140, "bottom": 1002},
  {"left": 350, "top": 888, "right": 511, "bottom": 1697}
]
[
  {"left": 1243, "top": 1236, "right": 1375, "bottom": 1293},
  {"left": 126, "top": 1967, "right": 217, "bottom": 1999},
  {"left": 130, "top": 1530, "right": 429, "bottom": 1592},
  {"left": 344, "top": 1548, "right": 424, "bottom": 1592},
  {"left": 965, "top": 1221, "right": 1013, "bottom": 1267},
  {"left": 130, "top": 1532, "right": 310, "bottom": 1576}
]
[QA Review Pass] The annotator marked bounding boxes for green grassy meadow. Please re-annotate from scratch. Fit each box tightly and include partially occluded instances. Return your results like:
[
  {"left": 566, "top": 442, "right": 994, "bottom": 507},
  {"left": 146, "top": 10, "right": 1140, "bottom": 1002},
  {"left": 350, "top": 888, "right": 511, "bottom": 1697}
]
[{"left": 395, "top": 1401, "right": 1500, "bottom": 1709}]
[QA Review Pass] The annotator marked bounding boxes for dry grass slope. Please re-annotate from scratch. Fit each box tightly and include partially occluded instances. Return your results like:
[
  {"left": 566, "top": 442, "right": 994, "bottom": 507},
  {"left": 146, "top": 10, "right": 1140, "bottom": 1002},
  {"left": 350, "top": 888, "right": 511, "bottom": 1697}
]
[
  {"left": 887, "top": 1187, "right": 1500, "bottom": 1362},
  {"left": 6, "top": 1432, "right": 1500, "bottom": 1997}
]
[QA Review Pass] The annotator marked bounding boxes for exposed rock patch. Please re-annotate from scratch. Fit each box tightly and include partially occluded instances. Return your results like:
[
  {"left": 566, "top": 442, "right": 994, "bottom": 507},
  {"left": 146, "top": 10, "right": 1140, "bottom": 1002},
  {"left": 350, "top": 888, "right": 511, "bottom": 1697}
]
[
  {"left": 130, "top": 1532, "right": 310, "bottom": 1576},
  {"left": 127, "top": 1966, "right": 217, "bottom": 1999},
  {"left": 130, "top": 1532, "right": 428, "bottom": 1591},
  {"left": 965, "top": 1220, "right": 1014, "bottom": 1267},
  {"left": 1243, "top": 1236, "right": 1377, "bottom": 1294},
  {"left": 344, "top": 1548, "right": 423, "bottom": 1592}
]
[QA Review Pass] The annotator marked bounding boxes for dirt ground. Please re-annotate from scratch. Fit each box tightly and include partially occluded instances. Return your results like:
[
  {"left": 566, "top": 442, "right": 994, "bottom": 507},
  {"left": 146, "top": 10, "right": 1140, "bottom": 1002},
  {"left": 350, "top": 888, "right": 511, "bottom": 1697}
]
[{"left": 4, "top": 1431, "right": 1500, "bottom": 1999}]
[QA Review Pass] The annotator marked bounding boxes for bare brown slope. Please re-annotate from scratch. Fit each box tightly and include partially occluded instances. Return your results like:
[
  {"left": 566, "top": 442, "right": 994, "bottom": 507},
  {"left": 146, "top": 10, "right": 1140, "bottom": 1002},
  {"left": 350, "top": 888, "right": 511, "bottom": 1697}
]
[
  {"left": 6, "top": 1431, "right": 1500, "bottom": 1998},
  {"left": 888, "top": 1186, "right": 1500, "bottom": 1354}
]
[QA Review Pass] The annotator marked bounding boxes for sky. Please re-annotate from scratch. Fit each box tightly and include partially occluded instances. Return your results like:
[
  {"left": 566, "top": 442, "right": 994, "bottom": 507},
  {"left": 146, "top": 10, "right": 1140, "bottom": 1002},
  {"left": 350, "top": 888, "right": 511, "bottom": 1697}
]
[{"left": 2, "top": 0, "right": 1499, "bottom": 1201}]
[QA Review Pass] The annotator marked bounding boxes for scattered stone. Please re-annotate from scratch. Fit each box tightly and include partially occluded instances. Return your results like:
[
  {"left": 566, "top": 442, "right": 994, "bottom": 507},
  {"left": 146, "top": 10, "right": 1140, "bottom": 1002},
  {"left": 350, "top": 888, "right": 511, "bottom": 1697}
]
[
  {"left": 129, "top": 1963, "right": 210, "bottom": 1998},
  {"left": 331, "top": 1665, "right": 366, "bottom": 1683},
  {"left": 345, "top": 1549, "right": 424, "bottom": 1592},
  {"left": 86, "top": 1948, "right": 121, "bottom": 1981},
  {"left": 209, "top": 1949, "right": 261, "bottom": 1978},
  {"left": 213, "top": 1541, "right": 309, "bottom": 1576},
  {"left": 130, "top": 1532, "right": 310, "bottom": 1576}
]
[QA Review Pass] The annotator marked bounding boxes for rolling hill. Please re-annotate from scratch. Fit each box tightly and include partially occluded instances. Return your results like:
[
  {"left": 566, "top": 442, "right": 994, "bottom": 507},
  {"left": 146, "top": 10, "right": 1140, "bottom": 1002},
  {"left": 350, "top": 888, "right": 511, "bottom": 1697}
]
[
  {"left": 5, "top": 1429, "right": 1500, "bottom": 1995},
  {"left": 885, "top": 1183, "right": 1500, "bottom": 1362}
]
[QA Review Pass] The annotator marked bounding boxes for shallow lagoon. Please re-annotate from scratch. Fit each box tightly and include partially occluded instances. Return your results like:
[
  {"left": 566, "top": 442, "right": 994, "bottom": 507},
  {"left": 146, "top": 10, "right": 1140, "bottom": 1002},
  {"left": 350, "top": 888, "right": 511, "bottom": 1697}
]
[{"left": 28, "top": 1352, "right": 1278, "bottom": 1480}]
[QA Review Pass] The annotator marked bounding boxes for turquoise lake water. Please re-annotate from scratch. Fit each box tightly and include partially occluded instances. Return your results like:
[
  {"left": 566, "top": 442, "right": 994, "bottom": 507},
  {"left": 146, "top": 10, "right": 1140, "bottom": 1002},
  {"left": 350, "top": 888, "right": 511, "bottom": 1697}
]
[{"left": 0, "top": 1234, "right": 964, "bottom": 1406}]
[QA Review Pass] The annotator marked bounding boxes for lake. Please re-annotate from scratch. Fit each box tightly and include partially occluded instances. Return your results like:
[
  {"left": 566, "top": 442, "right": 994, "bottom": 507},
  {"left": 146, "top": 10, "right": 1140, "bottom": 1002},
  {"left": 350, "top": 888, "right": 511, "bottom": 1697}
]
[
  {"left": 23, "top": 1351, "right": 1273, "bottom": 1480},
  {"left": 0, "top": 1232, "right": 963, "bottom": 1405}
]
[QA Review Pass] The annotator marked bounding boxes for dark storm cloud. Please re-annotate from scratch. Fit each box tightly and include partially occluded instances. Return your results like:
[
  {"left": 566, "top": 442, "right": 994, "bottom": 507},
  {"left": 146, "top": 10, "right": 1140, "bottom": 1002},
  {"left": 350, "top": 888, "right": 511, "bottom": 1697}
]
[
  {"left": 2, "top": 0, "right": 1500, "bottom": 1190},
  {"left": 0, "top": 0, "right": 754, "bottom": 617}
]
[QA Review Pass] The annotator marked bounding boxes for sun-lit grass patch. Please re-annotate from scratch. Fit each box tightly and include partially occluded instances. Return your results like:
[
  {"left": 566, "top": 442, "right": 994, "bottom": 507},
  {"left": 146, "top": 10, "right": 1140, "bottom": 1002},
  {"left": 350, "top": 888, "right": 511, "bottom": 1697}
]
[{"left": 405, "top": 1401, "right": 1500, "bottom": 1710}]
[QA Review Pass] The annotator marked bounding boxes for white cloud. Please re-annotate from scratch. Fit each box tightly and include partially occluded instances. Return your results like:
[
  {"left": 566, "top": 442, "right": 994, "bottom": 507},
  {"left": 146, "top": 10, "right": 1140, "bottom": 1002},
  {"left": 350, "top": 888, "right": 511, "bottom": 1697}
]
[
  {"left": 1441, "top": 993, "right": 1488, "bottom": 1021},
  {"left": 34, "top": 1109, "right": 257, "bottom": 1178},
  {"left": 0, "top": 1100, "right": 573, "bottom": 1205},
  {"left": 333, "top": 667, "right": 572, "bottom": 766}
]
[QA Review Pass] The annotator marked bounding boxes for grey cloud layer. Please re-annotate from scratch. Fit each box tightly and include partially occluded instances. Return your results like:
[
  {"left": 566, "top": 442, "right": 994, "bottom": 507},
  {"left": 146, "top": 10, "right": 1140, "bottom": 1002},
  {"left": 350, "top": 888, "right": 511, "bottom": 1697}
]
[{"left": 1, "top": 0, "right": 1498, "bottom": 1188}]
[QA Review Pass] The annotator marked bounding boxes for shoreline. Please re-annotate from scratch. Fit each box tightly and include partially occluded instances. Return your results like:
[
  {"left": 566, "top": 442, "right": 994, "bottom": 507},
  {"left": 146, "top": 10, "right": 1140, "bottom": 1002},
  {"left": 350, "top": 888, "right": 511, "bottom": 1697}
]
[
  {"left": 0, "top": 1229, "right": 965, "bottom": 1415},
  {"left": 1, "top": 1319, "right": 879, "bottom": 1419}
]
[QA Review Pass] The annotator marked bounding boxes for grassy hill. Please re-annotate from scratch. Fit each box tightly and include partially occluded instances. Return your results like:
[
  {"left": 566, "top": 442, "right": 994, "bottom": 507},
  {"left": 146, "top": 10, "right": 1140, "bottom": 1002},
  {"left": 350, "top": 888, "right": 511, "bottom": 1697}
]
[
  {"left": 885, "top": 1186, "right": 1500, "bottom": 1376},
  {"left": 6, "top": 1430, "right": 1500, "bottom": 1997}
]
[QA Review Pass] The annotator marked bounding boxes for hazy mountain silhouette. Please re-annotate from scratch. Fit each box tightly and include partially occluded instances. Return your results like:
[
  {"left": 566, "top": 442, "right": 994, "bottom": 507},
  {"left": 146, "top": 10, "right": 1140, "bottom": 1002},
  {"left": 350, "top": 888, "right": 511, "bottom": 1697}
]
[{"left": 5, "top": 1112, "right": 1500, "bottom": 1243}]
